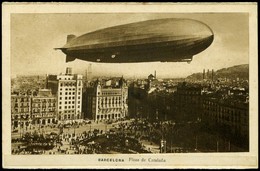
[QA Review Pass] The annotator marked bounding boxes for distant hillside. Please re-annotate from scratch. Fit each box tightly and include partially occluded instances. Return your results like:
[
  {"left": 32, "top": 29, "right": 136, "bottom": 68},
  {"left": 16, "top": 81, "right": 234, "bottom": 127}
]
[{"left": 187, "top": 64, "right": 249, "bottom": 80}]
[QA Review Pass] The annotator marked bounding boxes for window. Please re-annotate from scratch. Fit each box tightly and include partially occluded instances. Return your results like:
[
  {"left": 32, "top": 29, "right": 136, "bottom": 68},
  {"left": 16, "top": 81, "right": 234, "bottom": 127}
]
[
  {"left": 59, "top": 106, "right": 61, "bottom": 109},
  {"left": 65, "top": 97, "right": 67, "bottom": 100},
  {"left": 60, "top": 92, "right": 62, "bottom": 95},
  {"left": 65, "top": 92, "right": 68, "bottom": 95},
  {"left": 65, "top": 106, "right": 67, "bottom": 109},
  {"left": 69, "top": 101, "right": 71, "bottom": 104},
  {"left": 65, "top": 102, "right": 67, "bottom": 104},
  {"left": 78, "top": 105, "right": 80, "bottom": 109},
  {"left": 73, "top": 92, "right": 75, "bottom": 95},
  {"left": 69, "top": 97, "right": 71, "bottom": 100},
  {"left": 60, "top": 97, "right": 62, "bottom": 100},
  {"left": 72, "top": 101, "right": 75, "bottom": 104},
  {"left": 78, "top": 101, "right": 80, "bottom": 104},
  {"left": 59, "top": 102, "right": 62, "bottom": 105}
]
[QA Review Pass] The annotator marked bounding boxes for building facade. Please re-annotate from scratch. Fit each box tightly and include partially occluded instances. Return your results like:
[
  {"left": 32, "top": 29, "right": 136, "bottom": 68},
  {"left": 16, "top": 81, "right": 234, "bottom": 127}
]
[
  {"left": 31, "top": 89, "right": 57, "bottom": 126},
  {"left": 173, "top": 82, "right": 203, "bottom": 121},
  {"left": 85, "top": 77, "right": 128, "bottom": 121},
  {"left": 47, "top": 68, "right": 83, "bottom": 122},
  {"left": 128, "top": 84, "right": 147, "bottom": 119},
  {"left": 11, "top": 95, "right": 31, "bottom": 130},
  {"left": 202, "top": 97, "right": 249, "bottom": 143},
  {"left": 11, "top": 89, "right": 57, "bottom": 130}
]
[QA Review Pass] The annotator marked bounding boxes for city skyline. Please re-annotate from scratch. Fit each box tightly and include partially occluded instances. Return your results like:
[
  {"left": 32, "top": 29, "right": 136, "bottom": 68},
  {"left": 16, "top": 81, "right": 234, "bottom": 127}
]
[
  {"left": 11, "top": 63, "right": 248, "bottom": 80},
  {"left": 11, "top": 13, "right": 249, "bottom": 78}
]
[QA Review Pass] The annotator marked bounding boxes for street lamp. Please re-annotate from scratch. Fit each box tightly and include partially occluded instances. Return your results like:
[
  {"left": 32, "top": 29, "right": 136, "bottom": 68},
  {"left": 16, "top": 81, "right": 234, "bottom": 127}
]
[
  {"left": 160, "top": 139, "right": 166, "bottom": 153},
  {"left": 195, "top": 135, "right": 198, "bottom": 151},
  {"left": 73, "top": 122, "right": 75, "bottom": 136},
  {"left": 19, "top": 114, "right": 22, "bottom": 139}
]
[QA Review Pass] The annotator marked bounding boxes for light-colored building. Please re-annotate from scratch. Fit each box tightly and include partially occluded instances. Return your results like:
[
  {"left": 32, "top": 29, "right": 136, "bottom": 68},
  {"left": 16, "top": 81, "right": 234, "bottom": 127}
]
[
  {"left": 31, "top": 89, "right": 57, "bottom": 126},
  {"left": 47, "top": 68, "right": 83, "bottom": 122},
  {"left": 85, "top": 77, "right": 128, "bottom": 121},
  {"left": 11, "top": 94, "right": 31, "bottom": 130},
  {"left": 11, "top": 89, "right": 57, "bottom": 130}
]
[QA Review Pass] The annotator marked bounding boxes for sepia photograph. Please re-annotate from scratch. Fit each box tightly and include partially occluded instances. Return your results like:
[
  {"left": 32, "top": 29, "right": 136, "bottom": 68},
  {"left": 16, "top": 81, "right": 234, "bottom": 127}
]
[{"left": 2, "top": 2, "right": 258, "bottom": 169}]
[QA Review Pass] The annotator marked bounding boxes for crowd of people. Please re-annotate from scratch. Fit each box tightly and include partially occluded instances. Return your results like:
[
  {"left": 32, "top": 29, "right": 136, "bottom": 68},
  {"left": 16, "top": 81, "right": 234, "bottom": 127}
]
[{"left": 12, "top": 118, "right": 200, "bottom": 155}]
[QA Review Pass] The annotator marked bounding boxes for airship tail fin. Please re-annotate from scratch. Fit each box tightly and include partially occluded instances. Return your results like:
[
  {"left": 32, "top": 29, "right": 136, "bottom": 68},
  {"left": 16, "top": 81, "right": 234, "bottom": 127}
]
[
  {"left": 66, "top": 55, "right": 76, "bottom": 62},
  {"left": 54, "top": 48, "right": 64, "bottom": 50},
  {"left": 67, "top": 34, "right": 76, "bottom": 43}
]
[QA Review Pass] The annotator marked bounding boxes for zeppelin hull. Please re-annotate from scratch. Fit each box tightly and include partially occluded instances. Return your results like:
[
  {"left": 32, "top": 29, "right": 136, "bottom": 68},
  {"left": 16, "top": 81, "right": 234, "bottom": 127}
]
[{"left": 58, "top": 18, "right": 214, "bottom": 63}]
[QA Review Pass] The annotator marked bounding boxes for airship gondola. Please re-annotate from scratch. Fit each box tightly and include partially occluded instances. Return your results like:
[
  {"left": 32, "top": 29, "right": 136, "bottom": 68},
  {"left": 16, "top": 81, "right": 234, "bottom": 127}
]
[{"left": 56, "top": 18, "right": 214, "bottom": 63}]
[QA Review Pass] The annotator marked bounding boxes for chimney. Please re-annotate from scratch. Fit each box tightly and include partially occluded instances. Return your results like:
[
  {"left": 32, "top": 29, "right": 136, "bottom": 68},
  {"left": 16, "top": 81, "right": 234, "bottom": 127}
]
[
  {"left": 66, "top": 67, "right": 72, "bottom": 75},
  {"left": 203, "top": 69, "right": 205, "bottom": 79},
  {"left": 46, "top": 74, "right": 48, "bottom": 89},
  {"left": 212, "top": 69, "right": 214, "bottom": 81},
  {"left": 154, "top": 70, "right": 157, "bottom": 79},
  {"left": 207, "top": 69, "right": 210, "bottom": 79}
]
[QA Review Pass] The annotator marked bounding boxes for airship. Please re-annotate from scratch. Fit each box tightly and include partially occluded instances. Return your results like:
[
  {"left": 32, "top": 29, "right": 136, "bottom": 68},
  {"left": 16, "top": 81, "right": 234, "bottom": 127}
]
[{"left": 56, "top": 18, "right": 214, "bottom": 63}]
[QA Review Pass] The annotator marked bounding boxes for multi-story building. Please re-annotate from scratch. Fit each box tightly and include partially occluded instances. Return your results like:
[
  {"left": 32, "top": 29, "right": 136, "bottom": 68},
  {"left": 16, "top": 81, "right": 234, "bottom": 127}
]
[
  {"left": 128, "top": 83, "right": 147, "bottom": 119},
  {"left": 11, "top": 89, "right": 57, "bottom": 130},
  {"left": 47, "top": 68, "right": 83, "bottom": 122},
  {"left": 173, "top": 82, "right": 203, "bottom": 121},
  {"left": 85, "top": 77, "right": 128, "bottom": 121},
  {"left": 11, "top": 94, "right": 31, "bottom": 130},
  {"left": 31, "top": 89, "right": 57, "bottom": 126},
  {"left": 202, "top": 96, "right": 249, "bottom": 147}
]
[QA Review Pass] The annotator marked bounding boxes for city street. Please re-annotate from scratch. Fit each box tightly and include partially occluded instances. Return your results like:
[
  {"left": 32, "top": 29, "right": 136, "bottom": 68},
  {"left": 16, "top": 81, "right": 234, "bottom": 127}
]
[
  {"left": 12, "top": 120, "right": 122, "bottom": 138},
  {"left": 11, "top": 118, "right": 246, "bottom": 154},
  {"left": 11, "top": 119, "right": 153, "bottom": 154}
]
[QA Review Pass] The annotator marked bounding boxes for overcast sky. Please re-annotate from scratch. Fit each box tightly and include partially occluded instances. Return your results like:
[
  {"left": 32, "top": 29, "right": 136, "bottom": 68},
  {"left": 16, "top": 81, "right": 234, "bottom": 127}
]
[{"left": 11, "top": 13, "right": 248, "bottom": 78}]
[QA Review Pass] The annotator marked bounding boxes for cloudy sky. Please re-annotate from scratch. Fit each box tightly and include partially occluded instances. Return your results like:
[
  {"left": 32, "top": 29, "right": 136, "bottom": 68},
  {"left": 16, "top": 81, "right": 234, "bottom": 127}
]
[{"left": 11, "top": 13, "right": 248, "bottom": 78}]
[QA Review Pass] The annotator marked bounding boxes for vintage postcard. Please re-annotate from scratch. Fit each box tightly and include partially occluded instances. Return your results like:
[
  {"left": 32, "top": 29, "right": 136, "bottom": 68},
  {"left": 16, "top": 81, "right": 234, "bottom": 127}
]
[{"left": 2, "top": 2, "right": 258, "bottom": 169}]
